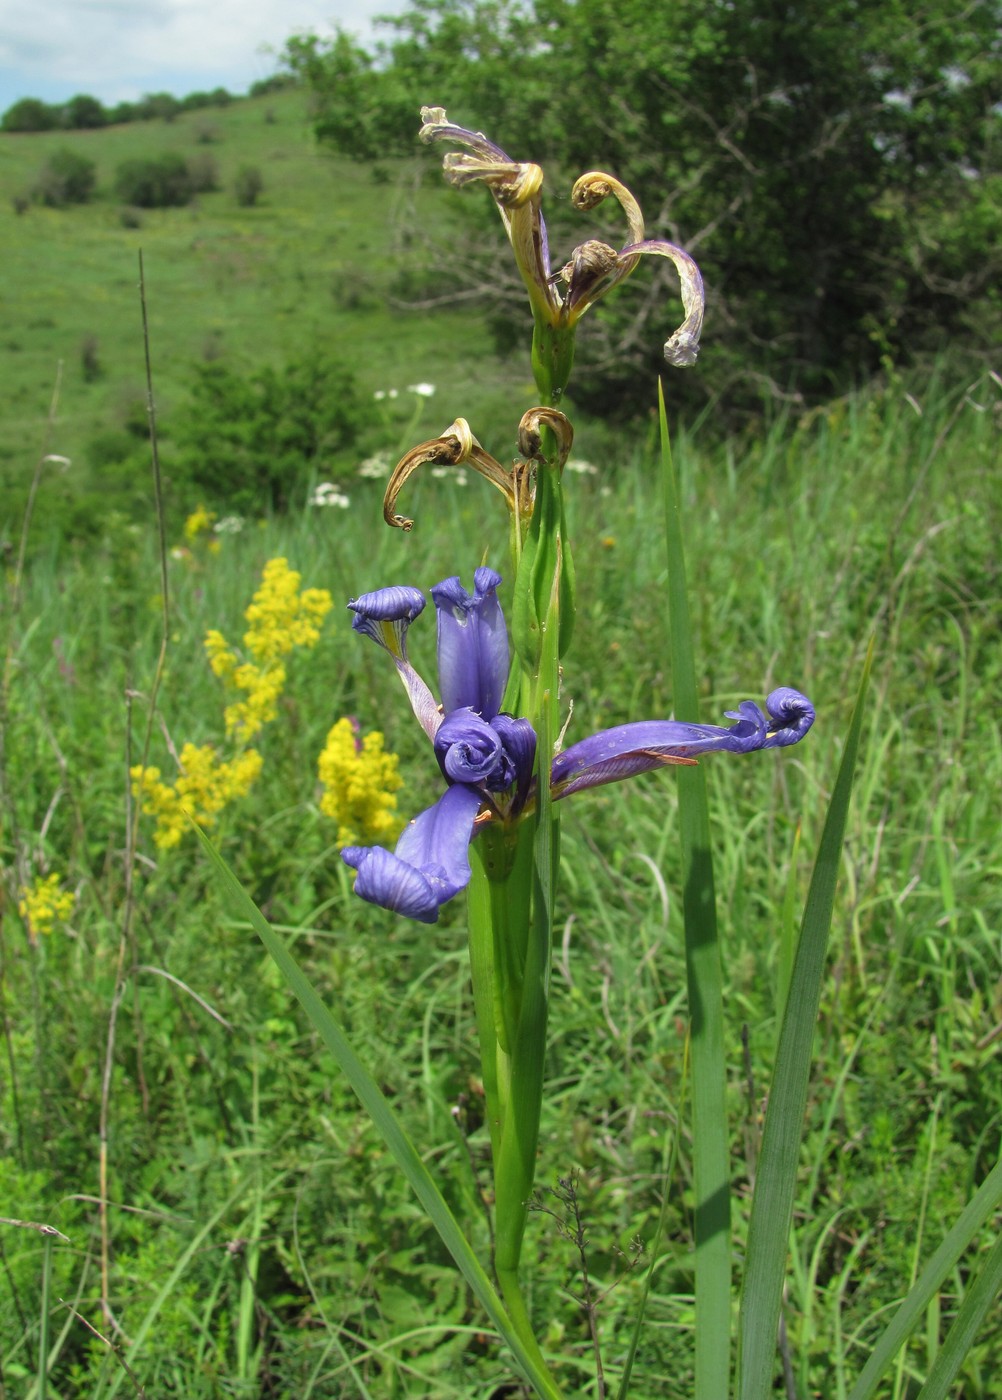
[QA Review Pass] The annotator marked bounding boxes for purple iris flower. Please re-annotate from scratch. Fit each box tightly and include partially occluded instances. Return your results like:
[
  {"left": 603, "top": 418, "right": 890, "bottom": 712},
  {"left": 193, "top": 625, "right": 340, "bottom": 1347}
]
[{"left": 341, "top": 569, "right": 815, "bottom": 923}]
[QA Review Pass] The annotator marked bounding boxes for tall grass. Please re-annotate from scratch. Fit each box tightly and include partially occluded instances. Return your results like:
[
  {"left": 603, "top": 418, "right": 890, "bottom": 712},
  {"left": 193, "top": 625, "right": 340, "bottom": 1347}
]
[{"left": 1, "top": 364, "right": 999, "bottom": 1393}]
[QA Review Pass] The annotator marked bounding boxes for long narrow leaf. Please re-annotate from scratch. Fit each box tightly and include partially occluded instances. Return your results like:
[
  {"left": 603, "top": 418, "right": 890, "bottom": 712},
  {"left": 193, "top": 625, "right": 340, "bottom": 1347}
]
[
  {"left": 915, "top": 1230, "right": 1002, "bottom": 1400},
  {"left": 738, "top": 641, "right": 874, "bottom": 1400},
  {"left": 659, "top": 382, "right": 732, "bottom": 1399},
  {"left": 195, "top": 826, "right": 564, "bottom": 1400},
  {"left": 847, "top": 1152, "right": 1002, "bottom": 1400}
]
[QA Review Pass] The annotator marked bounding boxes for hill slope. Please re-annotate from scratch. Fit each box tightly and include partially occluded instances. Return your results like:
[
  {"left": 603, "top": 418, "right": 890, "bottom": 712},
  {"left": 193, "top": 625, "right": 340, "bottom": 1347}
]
[{"left": 0, "top": 89, "right": 524, "bottom": 527}]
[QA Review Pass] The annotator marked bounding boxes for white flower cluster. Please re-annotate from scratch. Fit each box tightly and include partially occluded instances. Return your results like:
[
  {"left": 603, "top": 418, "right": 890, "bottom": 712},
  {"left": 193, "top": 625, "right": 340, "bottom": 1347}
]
[
  {"left": 309, "top": 482, "right": 350, "bottom": 509},
  {"left": 357, "top": 452, "right": 391, "bottom": 480}
]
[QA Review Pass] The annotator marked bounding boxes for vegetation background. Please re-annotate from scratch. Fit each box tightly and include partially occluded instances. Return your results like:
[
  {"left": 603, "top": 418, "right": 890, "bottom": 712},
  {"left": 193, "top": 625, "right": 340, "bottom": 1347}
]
[{"left": 1, "top": 2, "right": 1000, "bottom": 1394}]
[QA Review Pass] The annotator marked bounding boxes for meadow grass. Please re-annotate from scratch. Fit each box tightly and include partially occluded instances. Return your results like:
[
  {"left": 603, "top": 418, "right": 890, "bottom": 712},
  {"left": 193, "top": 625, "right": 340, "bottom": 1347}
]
[
  {"left": 1, "top": 363, "right": 1000, "bottom": 1395},
  {"left": 0, "top": 88, "right": 530, "bottom": 524}
]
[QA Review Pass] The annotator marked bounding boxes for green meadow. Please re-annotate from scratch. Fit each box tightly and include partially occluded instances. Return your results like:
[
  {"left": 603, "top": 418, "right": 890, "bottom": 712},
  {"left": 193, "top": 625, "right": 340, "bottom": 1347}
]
[
  {"left": 0, "top": 88, "right": 527, "bottom": 532},
  {"left": 2, "top": 87, "right": 1001, "bottom": 1398}
]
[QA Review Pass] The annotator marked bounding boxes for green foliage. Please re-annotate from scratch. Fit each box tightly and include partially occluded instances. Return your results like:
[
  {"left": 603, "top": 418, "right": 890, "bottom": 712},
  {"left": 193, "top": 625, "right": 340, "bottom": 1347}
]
[
  {"left": 287, "top": 0, "right": 1001, "bottom": 416},
  {"left": 172, "top": 353, "right": 376, "bottom": 512},
  {"left": 233, "top": 162, "right": 263, "bottom": 207},
  {"left": 33, "top": 147, "right": 97, "bottom": 206},
  {"left": 114, "top": 150, "right": 193, "bottom": 207},
  {"left": 186, "top": 151, "right": 220, "bottom": 194},
  {"left": 2, "top": 97, "right": 60, "bottom": 132},
  {"left": 2, "top": 371, "right": 1000, "bottom": 1392},
  {"left": 61, "top": 93, "right": 106, "bottom": 129}
]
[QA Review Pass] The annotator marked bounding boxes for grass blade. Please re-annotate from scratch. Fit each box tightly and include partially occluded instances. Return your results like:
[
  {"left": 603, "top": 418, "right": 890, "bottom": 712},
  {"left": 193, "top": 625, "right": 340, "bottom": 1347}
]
[
  {"left": 658, "top": 381, "right": 731, "bottom": 1399},
  {"left": 195, "top": 825, "right": 564, "bottom": 1400},
  {"left": 915, "top": 1230, "right": 1002, "bottom": 1400},
  {"left": 738, "top": 640, "right": 874, "bottom": 1400},
  {"left": 847, "top": 1152, "right": 1002, "bottom": 1400}
]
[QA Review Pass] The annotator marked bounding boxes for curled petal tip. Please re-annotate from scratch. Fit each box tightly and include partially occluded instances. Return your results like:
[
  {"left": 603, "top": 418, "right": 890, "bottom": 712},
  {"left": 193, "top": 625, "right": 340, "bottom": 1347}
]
[
  {"left": 348, "top": 585, "right": 426, "bottom": 625},
  {"left": 763, "top": 688, "right": 816, "bottom": 747}
]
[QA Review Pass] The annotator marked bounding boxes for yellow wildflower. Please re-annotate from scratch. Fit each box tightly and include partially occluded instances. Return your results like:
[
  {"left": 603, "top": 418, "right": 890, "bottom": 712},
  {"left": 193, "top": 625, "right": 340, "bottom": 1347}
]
[
  {"left": 224, "top": 662, "right": 287, "bottom": 743},
  {"left": 204, "top": 629, "right": 238, "bottom": 680},
  {"left": 18, "top": 873, "right": 76, "bottom": 939},
  {"left": 243, "top": 558, "right": 333, "bottom": 664},
  {"left": 131, "top": 744, "right": 263, "bottom": 850},
  {"left": 184, "top": 504, "right": 217, "bottom": 543},
  {"left": 318, "top": 718, "right": 403, "bottom": 848}
]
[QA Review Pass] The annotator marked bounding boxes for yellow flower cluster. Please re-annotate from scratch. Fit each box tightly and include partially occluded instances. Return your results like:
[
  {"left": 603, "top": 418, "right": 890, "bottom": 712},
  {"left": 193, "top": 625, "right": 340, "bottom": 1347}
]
[
  {"left": 18, "top": 873, "right": 75, "bottom": 939},
  {"left": 132, "top": 744, "right": 264, "bottom": 850},
  {"left": 318, "top": 718, "right": 404, "bottom": 848},
  {"left": 184, "top": 504, "right": 217, "bottom": 542},
  {"left": 132, "top": 557, "right": 333, "bottom": 850},
  {"left": 206, "top": 558, "right": 333, "bottom": 742}
]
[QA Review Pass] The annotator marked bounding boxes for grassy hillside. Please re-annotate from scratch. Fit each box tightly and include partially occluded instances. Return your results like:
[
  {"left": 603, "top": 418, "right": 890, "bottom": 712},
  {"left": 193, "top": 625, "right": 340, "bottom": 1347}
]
[{"left": 0, "top": 88, "right": 526, "bottom": 529}]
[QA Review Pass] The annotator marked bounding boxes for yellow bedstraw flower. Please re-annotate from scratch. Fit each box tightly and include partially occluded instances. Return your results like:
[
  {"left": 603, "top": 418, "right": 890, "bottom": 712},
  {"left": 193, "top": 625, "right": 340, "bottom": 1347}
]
[
  {"left": 18, "top": 874, "right": 76, "bottom": 940},
  {"left": 130, "top": 745, "right": 264, "bottom": 850},
  {"left": 184, "top": 504, "right": 217, "bottom": 543},
  {"left": 318, "top": 718, "right": 403, "bottom": 848},
  {"left": 223, "top": 662, "right": 287, "bottom": 743},
  {"left": 243, "top": 557, "right": 333, "bottom": 663}
]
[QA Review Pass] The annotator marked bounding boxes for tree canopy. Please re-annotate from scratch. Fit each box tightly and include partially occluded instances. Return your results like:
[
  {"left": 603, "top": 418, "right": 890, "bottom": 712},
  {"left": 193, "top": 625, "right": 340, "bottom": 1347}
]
[{"left": 286, "top": 0, "right": 1001, "bottom": 413}]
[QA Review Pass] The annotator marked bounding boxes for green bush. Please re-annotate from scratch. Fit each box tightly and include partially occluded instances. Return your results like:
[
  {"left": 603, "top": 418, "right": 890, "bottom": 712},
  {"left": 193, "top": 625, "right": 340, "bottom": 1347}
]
[
  {"left": 2, "top": 96, "right": 59, "bottom": 132},
  {"left": 115, "top": 152, "right": 193, "bottom": 208},
  {"left": 233, "top": 164, "right": 264, "bottom": 207},
  {"left": 187, "top": 152, "right": 220, "bottom": 193},
  {"left": 172, "top": 353, "right": 376, "bottom": 512},
  {"left": 34, "top": 148, "right": 97, "bottom": 207}
]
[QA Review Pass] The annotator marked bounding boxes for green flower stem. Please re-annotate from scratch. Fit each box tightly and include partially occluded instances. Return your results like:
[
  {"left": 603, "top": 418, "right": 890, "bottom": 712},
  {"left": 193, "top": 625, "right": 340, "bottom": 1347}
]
[{"left": 531, "top": 318, "right": 576, "bottom": 407}]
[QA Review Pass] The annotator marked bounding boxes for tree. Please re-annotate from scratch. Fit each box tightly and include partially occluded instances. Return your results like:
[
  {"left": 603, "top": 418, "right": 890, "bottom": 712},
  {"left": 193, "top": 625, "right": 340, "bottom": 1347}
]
[
  {"left": 286, "top": 0, "right": 1001, "bottom": 415},
  {"left": 2, "top": 97, "right": 59, "bottom": 132},
  {"left": 61, "top": 94, "right": 106, "bottom": 129}
]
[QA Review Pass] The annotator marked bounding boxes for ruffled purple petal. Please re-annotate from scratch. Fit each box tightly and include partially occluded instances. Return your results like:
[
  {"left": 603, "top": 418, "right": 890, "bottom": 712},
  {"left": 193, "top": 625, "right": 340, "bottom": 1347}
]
[
  {"left": 348, "top": 585, "right": 441, "bottom": 739},
  {"left": 489, "top": 714, "right": 537, "bottom": 809},
  {"left": 550, "top": 689, "right": 815, "bottom": 799},
  {"left": 341, "top": 783, "right": 483, "bottom": 924},
  {"left": 431, "top": 566, "right": 509, "bottom": 719},
  {"left": 434, "top": 708, "right": 507, "bottom": 786}
]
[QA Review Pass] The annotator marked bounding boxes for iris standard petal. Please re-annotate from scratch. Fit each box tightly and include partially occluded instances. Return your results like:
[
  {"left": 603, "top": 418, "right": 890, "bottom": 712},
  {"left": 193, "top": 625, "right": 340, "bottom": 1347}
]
[
  {"left": 348, "top": 586, "right": 441, "bottom": 739},
  {"left": 550, "top": 689, "right": 816, "bottom": 799},
  {"left": 431, "top": 566, "right": 509, "bottom": 718},
  {"left": 342, "top": 783, "right": 484, "bottom": 923}
]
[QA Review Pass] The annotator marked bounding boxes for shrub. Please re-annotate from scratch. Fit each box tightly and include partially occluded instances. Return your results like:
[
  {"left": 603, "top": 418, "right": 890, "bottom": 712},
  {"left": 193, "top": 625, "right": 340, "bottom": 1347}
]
[
  {"left": 187, "top": 152, "right": 220, "bottom": 194},
  {"left": 233, "top": 164, "right": 264, "bottom": 208},
  {"left": 34, "top": 149, "right": 97, "bottom": 207},
  {"left": 115, "top": 152, "right": 192, "bottom": 208},
  {"left": 80, "top": 334, "right": 102, "bottom": 383},
  {"left": 173, "top": 353, "right": 375, "bottom": 512},
  {"left": 119, "top": 206, "right": 144, "bottom": 228}
]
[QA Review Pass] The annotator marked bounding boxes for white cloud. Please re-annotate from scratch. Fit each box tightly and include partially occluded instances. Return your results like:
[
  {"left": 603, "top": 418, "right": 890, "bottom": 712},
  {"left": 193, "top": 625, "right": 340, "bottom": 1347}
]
[{"left": 0, "top": 0, "right": 402, "bottom": 110}]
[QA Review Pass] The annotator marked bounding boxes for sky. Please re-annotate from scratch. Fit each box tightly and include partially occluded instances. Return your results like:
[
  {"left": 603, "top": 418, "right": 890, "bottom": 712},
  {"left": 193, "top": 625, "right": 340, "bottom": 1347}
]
[{"left": 0, "top": 0, "right": 406, "bottom": 115}]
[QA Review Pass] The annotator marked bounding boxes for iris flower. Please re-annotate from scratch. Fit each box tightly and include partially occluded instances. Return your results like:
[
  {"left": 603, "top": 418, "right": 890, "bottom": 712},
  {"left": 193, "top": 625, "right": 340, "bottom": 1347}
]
[{"left": 342, "top": 569, "right": 815, "bottom": 924}]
